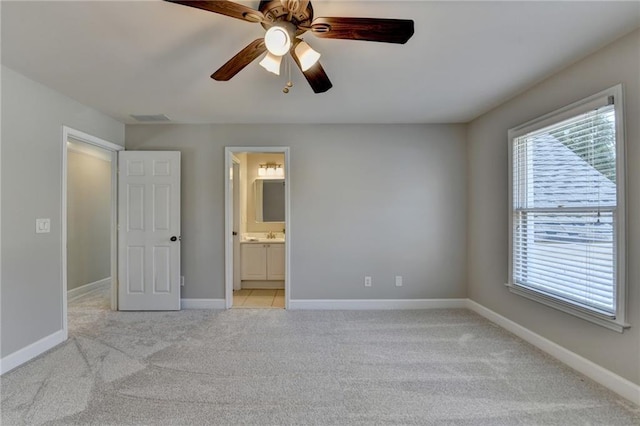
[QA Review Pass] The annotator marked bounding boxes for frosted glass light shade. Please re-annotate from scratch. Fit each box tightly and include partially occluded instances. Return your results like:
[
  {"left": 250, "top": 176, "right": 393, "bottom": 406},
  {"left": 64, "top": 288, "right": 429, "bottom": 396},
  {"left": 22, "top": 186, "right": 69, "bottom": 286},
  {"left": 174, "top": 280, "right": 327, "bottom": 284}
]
[
  {"left": 259, "top": 52, "right": 282, "bottom": 75},
  {"left": 264, "top": 26, "right": 291, "bottom": 56},
  {"left": 294, "top": 41, "right": 321, "bottom": 71},
  {"left": 258, "top": 167, "right": 266, "bottom": 177}
]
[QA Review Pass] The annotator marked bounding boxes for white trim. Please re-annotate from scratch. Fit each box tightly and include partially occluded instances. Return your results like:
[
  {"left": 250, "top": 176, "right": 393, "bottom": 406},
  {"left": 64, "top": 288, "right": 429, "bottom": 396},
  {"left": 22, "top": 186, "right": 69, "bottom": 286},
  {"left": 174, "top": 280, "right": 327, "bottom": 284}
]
[
  {"left": 0, "top": 330, "right": 66, "bottom": 375},
  {"left": 64, "top": 127, "right": 123, "bottom": 152},
  {"left": 67, "top": 277, "right": 110, "bottom": 301},
  {"left": 466, "top": 299, "right": 640, "bottom": 405},
  {"left": 508, "top": 86, "right": 620, "bottom": 138},
  {"left": 0, "top": 66, "right": 2, "bottom": 365},
  {"left": 224, "top": 147, "right": 291, "bottom": 310},
  {"left": 67, "top": 140, "right": 112, "bottom": 162},
  {"left": 62, "top": 126, "right": 123, "bottom": 344},
  {"left": 288, "top": 299, "right": 468, "bottom": 310},
  {"left": 232, "top": 158, "right": 241, "bottom": 292},
  {"left": 180, "top": 299, "right": 226, "bottom": 309},
  {"left": 613, "top": 85, "right": 627, "bottom": 327},
  {"left": 505, "top": 283, "right": 629, "bottom": 333},
  {"left": 241, "top": 281, "right": 285, "bottom": 290}
]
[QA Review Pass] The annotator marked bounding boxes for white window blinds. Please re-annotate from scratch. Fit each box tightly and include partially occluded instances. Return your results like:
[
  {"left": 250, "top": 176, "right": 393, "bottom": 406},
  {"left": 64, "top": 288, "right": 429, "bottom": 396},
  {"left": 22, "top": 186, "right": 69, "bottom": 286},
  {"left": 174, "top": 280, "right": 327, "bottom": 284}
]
[{"left": 511, "top": 99, "right": 618, "bottom": 317}]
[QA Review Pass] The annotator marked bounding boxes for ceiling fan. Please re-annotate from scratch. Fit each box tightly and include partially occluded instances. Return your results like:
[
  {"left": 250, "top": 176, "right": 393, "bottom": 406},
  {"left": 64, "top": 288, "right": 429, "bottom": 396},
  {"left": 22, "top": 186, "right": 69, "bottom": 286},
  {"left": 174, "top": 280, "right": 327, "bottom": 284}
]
[{"left": 165, "top": 0, "right": 414, "bottom": 93}]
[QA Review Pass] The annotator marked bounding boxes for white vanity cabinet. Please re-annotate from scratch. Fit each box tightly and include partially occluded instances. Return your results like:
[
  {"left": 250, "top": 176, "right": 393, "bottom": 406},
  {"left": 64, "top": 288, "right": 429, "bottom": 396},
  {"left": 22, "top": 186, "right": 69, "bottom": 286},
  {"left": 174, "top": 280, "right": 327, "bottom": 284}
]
[
  {"left": 241, "top": 242, "right": 284, "bottom": 280},
  {"left": 240, "top": 244, "right": 268, "bottom": 280},
  {"left": 266, "top": 243, "right": 285, "bottom": 280}
]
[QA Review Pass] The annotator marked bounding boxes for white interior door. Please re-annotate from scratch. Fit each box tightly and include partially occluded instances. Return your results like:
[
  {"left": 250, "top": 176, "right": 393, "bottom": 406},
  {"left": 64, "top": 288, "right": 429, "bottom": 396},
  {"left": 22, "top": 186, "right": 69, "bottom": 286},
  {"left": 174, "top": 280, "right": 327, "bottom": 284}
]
[
  {"left": 118, "top": 151, "right": 181, "bottom": 310},
  {"left": 232, "top": 161, "right": 241, "bottom": 291}
]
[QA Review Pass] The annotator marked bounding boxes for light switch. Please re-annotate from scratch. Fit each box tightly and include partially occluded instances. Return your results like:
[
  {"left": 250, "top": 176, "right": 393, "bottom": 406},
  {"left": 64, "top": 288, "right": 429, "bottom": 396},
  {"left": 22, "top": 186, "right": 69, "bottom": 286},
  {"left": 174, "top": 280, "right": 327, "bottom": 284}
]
[{"left": 36, "top": 218, "right": 51, "bottom": 233}]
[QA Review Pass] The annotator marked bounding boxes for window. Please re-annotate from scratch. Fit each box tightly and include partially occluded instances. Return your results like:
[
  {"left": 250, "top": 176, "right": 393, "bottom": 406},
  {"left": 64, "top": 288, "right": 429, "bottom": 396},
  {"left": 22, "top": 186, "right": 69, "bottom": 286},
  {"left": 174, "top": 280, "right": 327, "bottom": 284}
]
[{"left": 508, "top": 85, "right": 628, "bottom": 332}]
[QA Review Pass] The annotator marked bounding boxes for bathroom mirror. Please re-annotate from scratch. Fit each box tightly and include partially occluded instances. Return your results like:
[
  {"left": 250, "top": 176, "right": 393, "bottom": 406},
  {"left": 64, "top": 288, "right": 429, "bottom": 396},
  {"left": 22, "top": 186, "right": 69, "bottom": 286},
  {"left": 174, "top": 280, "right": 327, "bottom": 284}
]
[{"left": 255, "top": 179, "right": 285, "bottom": 222}]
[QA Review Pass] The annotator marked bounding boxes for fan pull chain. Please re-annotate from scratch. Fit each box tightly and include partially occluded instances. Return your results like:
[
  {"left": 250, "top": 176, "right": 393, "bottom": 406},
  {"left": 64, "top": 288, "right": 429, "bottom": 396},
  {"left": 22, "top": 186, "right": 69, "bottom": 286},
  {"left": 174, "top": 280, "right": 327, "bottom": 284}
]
[{"left": 283, "top": 56, "right": 293, "bottom": 94}]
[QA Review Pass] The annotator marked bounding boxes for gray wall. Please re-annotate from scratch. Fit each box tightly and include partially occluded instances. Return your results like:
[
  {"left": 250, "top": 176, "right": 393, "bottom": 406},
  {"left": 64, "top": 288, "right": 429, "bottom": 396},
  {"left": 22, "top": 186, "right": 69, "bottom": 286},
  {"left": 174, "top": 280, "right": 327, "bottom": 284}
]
[
  {"left": 125, "top": 124, "right": 468, "bottom": 300},
  {"left": 1, "top": 65, "right": 124, "bottom": 358},
  {"left": 67, "top": 151, "right": 112, "bottom": 291},
  {"left": 467, "top": 29, "right": 640, "bottom": 384}
]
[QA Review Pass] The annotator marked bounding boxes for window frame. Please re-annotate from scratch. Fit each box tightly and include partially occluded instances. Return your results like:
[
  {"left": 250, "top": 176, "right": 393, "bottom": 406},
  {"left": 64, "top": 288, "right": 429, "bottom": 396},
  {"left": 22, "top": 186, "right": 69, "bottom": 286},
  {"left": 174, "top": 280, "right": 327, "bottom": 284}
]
[{"left": 507, "top": 84, "right": 628, "bottom": 333}]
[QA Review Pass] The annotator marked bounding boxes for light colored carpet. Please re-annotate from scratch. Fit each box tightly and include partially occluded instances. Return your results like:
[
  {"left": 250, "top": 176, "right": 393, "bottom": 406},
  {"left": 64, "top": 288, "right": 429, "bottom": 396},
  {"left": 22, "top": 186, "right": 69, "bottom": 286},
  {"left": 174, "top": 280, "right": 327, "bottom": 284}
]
[{"left": 1, "top": 289, "right": 639, "bottom": 425}]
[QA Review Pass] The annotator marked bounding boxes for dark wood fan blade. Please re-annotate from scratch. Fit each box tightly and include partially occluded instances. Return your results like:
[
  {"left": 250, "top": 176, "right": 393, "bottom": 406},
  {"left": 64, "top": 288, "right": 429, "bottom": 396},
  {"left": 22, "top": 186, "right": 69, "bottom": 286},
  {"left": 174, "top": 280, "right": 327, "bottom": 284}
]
[
  {"left": 310, "top": 17, "right": 414, "bottom": 44},
  {"left": 211, "top": 39, "right": 266, "bottom": 81},
  {"left": 165, "top": 1, "right": 264, "bottom": 23},
  {"left": 291, "top": 48, "right": 332, "bottom": 94}
]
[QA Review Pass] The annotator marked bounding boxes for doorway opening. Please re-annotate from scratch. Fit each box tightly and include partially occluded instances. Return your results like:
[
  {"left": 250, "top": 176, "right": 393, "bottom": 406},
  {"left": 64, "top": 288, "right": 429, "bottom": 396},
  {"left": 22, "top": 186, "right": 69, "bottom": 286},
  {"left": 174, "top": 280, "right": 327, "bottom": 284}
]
[
  {"left": 224, "top": 147, "right": 290, "bottom": 309},
  {"left": 62, "top": 126, "right": 123, "bottom": 338}
]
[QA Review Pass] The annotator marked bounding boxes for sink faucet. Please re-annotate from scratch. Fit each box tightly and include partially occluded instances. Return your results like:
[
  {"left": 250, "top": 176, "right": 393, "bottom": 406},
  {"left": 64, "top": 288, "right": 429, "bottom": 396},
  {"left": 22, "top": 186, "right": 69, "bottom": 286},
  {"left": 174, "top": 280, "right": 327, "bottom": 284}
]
[{"left": 267, "top": 231, "right": 276, "bottom": 239}]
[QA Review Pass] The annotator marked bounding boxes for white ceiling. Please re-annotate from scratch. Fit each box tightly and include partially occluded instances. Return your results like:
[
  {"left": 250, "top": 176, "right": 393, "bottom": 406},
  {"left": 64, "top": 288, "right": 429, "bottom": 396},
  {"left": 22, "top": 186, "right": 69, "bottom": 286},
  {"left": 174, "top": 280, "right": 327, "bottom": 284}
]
[{"left": 2, "top": 1, "right": 639, "bottom": 124}]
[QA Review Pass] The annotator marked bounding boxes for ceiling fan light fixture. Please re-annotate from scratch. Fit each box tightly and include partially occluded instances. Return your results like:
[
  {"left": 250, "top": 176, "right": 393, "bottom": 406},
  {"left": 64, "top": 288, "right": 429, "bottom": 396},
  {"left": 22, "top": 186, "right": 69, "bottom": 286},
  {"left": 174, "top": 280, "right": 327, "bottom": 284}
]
[
  {"left": 264, "top": 25, "right": 292, "bottom": 56},
  {"left": 259, "top": 52, "right": 282, "bottom": 75},
  {"left": 294, "top": 41, "right": 321, "bottom": 71},
  {"left": 169, "top": 0, "right": 415, "bottom": 94}
]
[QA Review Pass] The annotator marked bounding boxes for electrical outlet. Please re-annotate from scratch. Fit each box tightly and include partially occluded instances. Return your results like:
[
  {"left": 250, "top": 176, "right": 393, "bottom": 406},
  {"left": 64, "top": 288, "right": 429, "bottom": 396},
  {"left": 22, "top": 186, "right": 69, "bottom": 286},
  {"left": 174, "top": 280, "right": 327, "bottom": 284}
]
[
  {"left": 35, "top": 218, "right": 51, "bottom": 234},
  {"left": 364, "top": 276, "right": 372, "bottom": 287},
  {"left": 395, "top": 276, "right": 403, "bottom": 287},
  {"left": 180, "top": 276, "right": 185, "bottom": 287}
]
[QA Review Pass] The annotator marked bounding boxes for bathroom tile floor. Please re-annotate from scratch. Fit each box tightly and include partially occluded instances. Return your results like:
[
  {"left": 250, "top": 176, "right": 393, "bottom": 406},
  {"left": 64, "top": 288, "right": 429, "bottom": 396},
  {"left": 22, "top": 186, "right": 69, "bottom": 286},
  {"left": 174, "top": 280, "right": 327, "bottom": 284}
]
[{"left": 233, "top": 289, "right": 284, "bottom": 308}]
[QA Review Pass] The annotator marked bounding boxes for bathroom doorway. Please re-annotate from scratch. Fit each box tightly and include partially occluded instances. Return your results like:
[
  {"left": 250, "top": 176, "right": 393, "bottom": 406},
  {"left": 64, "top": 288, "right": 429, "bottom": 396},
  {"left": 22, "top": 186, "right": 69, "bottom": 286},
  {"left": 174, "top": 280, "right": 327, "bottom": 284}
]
[{"left": 224, "top": 147, "right": 290, "bottom": 309}]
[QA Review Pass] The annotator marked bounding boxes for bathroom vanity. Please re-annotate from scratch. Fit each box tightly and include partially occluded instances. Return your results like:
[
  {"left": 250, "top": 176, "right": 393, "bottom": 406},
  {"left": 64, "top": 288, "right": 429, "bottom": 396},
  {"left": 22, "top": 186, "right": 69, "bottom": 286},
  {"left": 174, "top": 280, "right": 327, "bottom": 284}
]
[{"left": 241, "top": 241, "right": 285, "bottom": 281}]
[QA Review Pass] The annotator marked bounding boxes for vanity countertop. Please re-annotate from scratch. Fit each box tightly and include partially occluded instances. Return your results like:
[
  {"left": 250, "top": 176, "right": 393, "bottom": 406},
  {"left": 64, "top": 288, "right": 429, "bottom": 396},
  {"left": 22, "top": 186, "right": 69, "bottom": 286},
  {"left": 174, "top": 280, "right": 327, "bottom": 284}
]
[{"left": 241, "top": 239, "right": 285, "bottom": 244}]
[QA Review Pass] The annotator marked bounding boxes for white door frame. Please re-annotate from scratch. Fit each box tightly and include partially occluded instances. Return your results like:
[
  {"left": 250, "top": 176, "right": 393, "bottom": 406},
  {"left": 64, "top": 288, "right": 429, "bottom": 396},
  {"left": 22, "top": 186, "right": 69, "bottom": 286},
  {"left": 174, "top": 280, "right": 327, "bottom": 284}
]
[
  {"left": 224, "top": 147, "right": 291, "bottom": 309},
  {"left": 62, "top": 126, "right": 123, "bottom": 338},
  {"left": 232, "top": 156, "right": 241, "bottom": 291}
]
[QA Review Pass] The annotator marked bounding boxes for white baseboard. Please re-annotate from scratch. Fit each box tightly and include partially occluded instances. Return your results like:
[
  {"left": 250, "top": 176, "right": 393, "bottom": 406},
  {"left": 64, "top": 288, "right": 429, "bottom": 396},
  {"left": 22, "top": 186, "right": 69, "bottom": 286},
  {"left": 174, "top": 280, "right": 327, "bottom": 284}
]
[
  {"left": 241, "top": 280, "right": 284, "bottom": 290},
  {"left": 288, "top": 298, "right": 467, "bottom": 310},
  {"left": 180, "top": 298, "right": 226, "bottom": 309},
  {"left": 466, "top": 299, "right": 640, "bottom": 405},
  {"left": 67, "top": 277, "right": 110, "bottom": 301},
  {"left": 0, "top": 329, "right": 66, "bottom": 375}
]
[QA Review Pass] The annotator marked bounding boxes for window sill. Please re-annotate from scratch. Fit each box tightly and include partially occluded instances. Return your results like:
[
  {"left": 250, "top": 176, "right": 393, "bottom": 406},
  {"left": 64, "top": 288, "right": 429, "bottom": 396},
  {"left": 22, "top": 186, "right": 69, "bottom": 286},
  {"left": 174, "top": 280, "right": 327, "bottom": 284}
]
[{"left": 505, "top": 283, "right": 630, "bottom": 333}]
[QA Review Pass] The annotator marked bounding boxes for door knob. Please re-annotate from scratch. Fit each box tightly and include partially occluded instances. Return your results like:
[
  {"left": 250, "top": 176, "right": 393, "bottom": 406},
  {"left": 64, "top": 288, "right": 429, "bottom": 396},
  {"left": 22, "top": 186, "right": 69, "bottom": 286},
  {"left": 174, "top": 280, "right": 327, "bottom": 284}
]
[{"left": 170, "top": 236, "right": 180, "bottom": 242}]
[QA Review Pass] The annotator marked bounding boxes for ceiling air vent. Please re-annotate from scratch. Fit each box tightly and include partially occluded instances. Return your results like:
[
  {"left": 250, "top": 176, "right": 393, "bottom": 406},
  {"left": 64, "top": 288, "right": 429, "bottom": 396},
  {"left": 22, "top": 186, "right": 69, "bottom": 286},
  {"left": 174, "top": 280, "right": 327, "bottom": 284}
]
[{"left": 130, "top": 114, "right": 171, "bottom": 123}]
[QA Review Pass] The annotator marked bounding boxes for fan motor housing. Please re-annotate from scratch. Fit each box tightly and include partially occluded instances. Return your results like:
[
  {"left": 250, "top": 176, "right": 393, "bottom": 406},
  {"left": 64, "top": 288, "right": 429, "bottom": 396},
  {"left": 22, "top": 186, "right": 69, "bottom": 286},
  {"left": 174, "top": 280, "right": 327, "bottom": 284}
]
[{"left": 259, "top": 0, "right": 314, "bottom": 35}]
